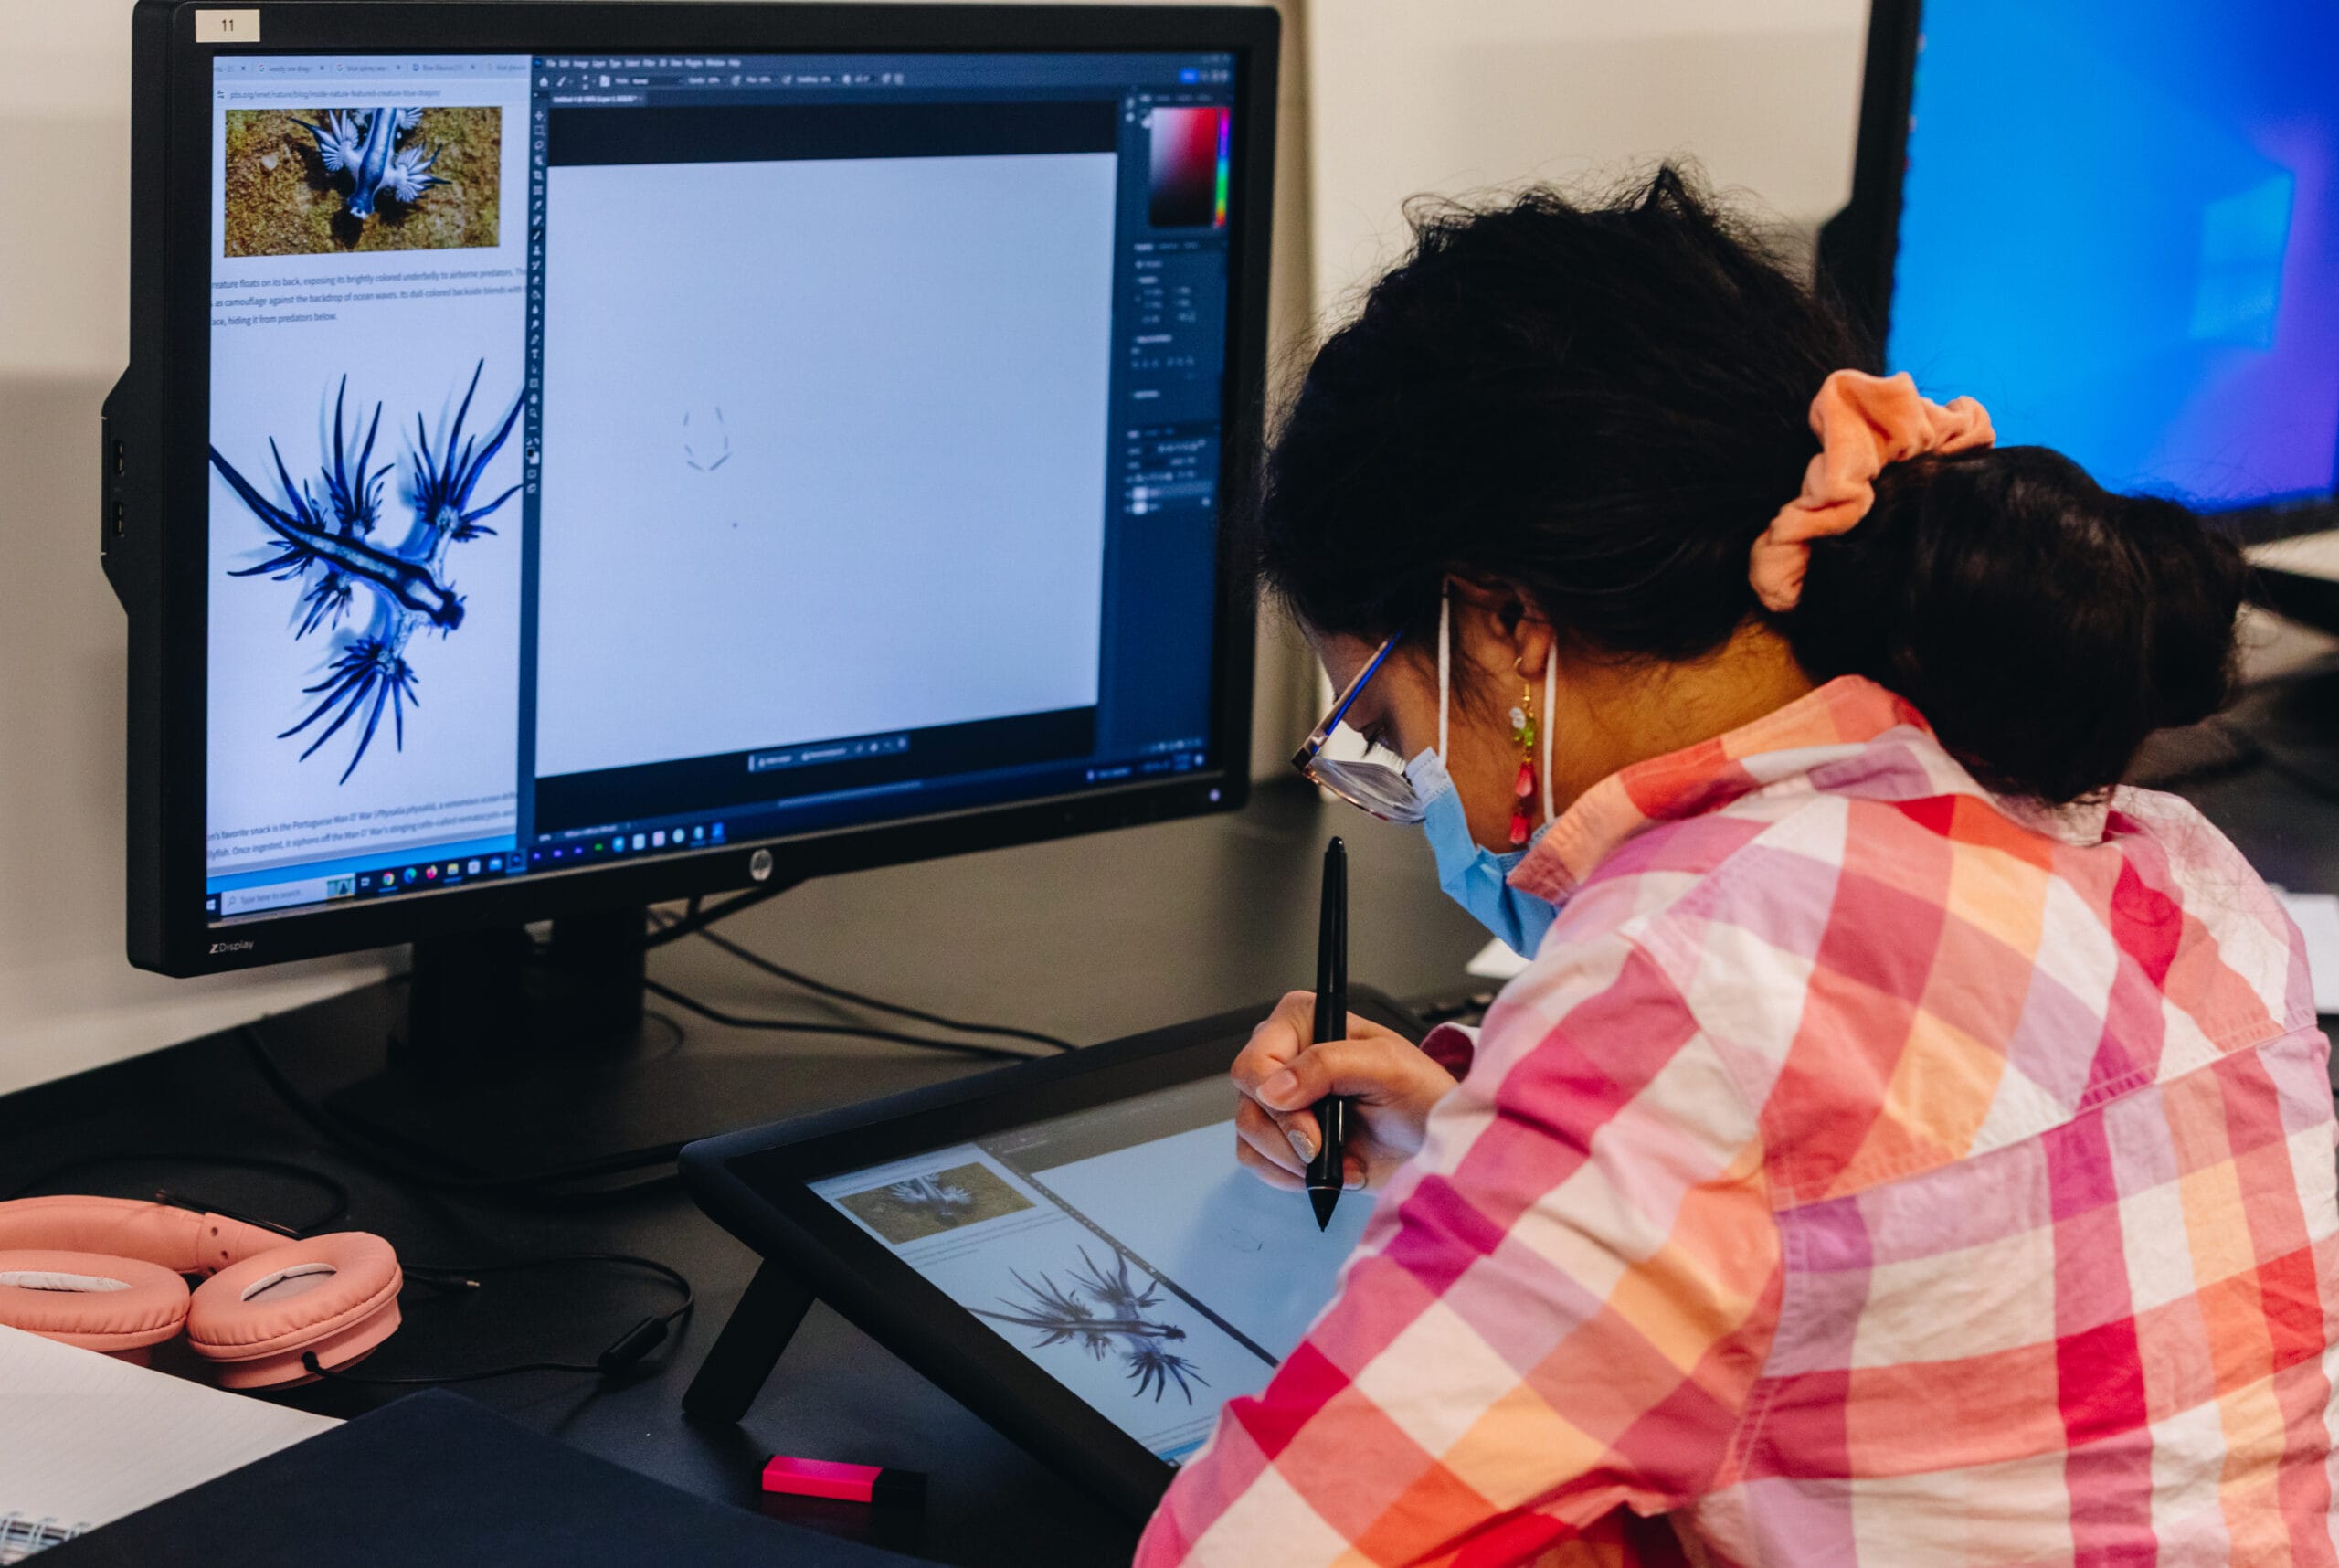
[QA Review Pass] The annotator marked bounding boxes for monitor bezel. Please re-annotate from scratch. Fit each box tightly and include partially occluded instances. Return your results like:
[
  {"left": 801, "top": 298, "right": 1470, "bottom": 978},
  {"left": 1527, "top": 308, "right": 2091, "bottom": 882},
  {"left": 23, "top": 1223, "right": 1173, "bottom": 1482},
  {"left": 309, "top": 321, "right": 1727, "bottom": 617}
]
[
  {"left": 1815, "top": 0, "right": 2339, "bottom": 546},
  {"left": 114, "top": 1, "right": 1276, "bottom": 976},
  {"left": 1811, "top": 0, "right": 1918, "bottom": 349}
]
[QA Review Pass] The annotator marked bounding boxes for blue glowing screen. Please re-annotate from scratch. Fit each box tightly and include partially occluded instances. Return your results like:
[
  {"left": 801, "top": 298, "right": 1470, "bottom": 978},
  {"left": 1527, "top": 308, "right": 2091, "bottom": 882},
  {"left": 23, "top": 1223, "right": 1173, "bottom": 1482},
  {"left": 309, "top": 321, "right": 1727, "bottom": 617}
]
[{"left": 1889, "top": 0, "right": 2339, "bottom": 511}]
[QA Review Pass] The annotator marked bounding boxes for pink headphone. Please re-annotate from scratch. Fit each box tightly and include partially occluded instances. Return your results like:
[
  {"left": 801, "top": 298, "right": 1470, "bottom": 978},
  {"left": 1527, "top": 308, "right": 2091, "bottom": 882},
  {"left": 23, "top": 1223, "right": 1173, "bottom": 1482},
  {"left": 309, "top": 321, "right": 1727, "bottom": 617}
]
[{"left": 0, "top": 1195, "right": 402, "bottom": 1388}]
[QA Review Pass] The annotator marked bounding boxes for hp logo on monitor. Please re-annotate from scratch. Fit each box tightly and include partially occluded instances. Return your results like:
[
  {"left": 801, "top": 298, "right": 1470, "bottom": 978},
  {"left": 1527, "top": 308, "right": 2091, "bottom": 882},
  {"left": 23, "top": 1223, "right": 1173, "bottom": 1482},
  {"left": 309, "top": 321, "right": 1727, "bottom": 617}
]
[{"left": 748, "top": 849, "right": 774, "bottom": 883}]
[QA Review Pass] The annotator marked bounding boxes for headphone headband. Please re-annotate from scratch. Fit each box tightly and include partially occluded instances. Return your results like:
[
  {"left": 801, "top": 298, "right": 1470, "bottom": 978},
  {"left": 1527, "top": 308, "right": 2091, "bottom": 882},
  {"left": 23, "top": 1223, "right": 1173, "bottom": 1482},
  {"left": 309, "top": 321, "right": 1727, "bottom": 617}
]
[{"left": 0, "top": 1195, "right": 291, "bottom": 1277}]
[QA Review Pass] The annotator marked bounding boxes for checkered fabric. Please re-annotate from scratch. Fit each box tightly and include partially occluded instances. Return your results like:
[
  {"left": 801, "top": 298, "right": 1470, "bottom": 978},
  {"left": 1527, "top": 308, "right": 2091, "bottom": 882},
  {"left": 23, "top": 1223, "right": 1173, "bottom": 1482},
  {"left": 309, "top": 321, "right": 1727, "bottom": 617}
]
[{"left": 1137, "top": 675, "right": 2339, "bottom": 1566}]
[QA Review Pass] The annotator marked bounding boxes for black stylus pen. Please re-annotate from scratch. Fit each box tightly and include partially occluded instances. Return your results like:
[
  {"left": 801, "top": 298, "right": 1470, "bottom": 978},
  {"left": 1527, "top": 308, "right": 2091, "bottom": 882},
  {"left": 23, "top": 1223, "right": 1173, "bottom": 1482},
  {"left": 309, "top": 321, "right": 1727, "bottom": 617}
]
[{"left": 1306, "top": 837, "right": 1349, "bottom": 1232}]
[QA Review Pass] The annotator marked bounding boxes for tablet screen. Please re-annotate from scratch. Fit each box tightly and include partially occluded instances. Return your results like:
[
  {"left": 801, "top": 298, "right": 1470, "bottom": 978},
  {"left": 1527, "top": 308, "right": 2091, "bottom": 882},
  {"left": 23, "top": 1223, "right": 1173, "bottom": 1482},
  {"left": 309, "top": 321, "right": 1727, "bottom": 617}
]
[{"left": 811, "top": 1076, "right": 1372, "bottom": 1463}]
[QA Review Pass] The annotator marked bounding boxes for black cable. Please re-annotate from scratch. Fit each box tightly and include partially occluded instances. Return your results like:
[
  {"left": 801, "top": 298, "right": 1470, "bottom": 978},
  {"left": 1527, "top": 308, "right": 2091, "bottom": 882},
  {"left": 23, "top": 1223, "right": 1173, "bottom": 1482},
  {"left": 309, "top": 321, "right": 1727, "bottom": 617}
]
[
  {"left": 5, "top": 1152, "right": 353, "bottom": 1234},
  {"left": 238, "top": 895, "right": 1048, "bottom": 1204},
  {"left": 241, "top": 986, "right": 1021, "bottom": 1210},
  {"left": 643, "top": 900, "right": 1074, "bottom": 1054},
  {"left": 641, "top": 979, "right": 1041, "bottom": 1061},
  {"left": 686, "top": 924, "right": 1078, "bottom": 1054},
  {"left": 300, "top": 1251, "right": 694, "bottom": 1385},
  {"left": 639, "top": 880, "right": 802, "bottom": 950},
  {"left": 236, "top": 1021, "right": 683, "bottom": 1205},
  {"left": 399, "top": 1252, "right": 692, "bottom": 1307}
]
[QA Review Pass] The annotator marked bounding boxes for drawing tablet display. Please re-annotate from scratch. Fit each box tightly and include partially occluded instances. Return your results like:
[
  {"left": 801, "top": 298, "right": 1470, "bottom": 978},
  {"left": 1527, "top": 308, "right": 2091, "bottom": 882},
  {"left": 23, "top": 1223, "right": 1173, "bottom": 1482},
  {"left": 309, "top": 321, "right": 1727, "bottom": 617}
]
[
  {"left": 680, "top": 992, "right": 1421, "bottom": 1520},
  {"left": 816, "top": 1070, "right": 1373, "bottom": 1463}
]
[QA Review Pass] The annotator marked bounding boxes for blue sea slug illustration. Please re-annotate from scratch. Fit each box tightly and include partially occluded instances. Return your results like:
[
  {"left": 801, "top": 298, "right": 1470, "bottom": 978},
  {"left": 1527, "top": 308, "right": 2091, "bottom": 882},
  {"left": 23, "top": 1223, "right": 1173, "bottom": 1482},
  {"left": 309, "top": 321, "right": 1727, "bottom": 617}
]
[
  {"left": 1067, "top": 1245, "right": 1164, "bottom": 1317},
  {"left": 1120, "top": 1340, "right": 1208, "bottom": 1404},
  {"left": 983, "top": 1268, "right": 1117, "bottom": 1358},
  {"left": 209, "top": 362, "right": 522, "bottom": 782},
  {"left": 227, "top": 376, "right": 388, "bottom": 641},
  {"left": 410, "top": 362, "right": 524, "bottom": 542},
  {"left": 297, "top": 108, "right": 445, "bottom": 221},
  {"left": 683, "top": 407, "right": 731, "bottom": 472},
  {"left": 973, "top": 1247, "right": 1208, "bottom": 1404}
]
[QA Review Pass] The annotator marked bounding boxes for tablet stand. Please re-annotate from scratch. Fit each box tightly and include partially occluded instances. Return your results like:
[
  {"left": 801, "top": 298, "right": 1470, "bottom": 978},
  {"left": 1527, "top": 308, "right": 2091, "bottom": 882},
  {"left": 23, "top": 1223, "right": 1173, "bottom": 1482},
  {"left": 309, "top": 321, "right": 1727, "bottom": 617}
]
[{"left": 683, "top": 1261, "right": 818, "bottom": 1423}]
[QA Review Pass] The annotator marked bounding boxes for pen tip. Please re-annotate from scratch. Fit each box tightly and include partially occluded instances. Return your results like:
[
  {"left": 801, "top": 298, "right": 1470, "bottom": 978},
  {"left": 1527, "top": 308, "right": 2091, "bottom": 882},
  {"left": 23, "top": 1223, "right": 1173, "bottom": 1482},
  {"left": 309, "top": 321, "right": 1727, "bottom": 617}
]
[{"left": 1310, "top": 1188, "right": 1339, "bottom": 1231}]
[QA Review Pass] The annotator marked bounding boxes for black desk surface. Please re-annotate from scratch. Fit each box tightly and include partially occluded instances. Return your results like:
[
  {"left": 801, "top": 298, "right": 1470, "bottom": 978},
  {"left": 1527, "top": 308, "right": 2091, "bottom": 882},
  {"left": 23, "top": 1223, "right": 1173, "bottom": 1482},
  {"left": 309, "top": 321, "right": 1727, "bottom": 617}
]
[
  {"left": 0, "top": 782, "right": 1488, "bottom": 1567},
  {"left": 5, "top": 766, "right": 2334, "bottom": 1567}
]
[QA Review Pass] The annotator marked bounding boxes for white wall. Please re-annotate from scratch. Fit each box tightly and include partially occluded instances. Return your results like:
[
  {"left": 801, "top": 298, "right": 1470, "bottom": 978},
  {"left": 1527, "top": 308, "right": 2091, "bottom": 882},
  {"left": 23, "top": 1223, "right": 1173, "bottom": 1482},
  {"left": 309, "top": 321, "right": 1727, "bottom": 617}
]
[
  {"left": 1274, "top": 0, "right": 1872, "bottom": 722},
  {"left": 0, "top": 4, "right": 396, "bottom": 1096},
  {"left": 1305, "top": 0, "right": 1869, "bottom": 315}
]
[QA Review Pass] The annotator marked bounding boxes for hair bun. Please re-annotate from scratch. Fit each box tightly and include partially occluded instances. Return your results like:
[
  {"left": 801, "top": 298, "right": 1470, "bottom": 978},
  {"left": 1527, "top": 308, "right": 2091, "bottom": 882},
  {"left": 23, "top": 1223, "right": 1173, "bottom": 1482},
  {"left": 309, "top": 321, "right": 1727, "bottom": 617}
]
[
  {"left": 1243, "top": 169, "right": 2240, "bottom": 803},
  {"left": 1787, "top": 446, "right": 2245, "bottom": 802}
]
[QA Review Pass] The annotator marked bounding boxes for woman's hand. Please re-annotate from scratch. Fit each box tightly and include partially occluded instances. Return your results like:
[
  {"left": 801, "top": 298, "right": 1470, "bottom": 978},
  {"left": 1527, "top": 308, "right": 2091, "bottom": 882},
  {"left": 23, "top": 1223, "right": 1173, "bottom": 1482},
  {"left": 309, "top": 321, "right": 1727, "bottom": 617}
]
[{"left": 1230, "top": 991, "right": 1460, "bottom": 1192}]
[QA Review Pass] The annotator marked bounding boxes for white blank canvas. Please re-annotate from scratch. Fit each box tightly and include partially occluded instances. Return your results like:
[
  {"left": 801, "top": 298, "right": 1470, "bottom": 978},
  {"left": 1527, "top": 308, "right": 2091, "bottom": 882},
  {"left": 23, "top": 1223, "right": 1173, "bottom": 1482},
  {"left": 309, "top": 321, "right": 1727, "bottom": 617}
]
[{"left": 533, "top": 150, "right": 1119, "bottom": 778}]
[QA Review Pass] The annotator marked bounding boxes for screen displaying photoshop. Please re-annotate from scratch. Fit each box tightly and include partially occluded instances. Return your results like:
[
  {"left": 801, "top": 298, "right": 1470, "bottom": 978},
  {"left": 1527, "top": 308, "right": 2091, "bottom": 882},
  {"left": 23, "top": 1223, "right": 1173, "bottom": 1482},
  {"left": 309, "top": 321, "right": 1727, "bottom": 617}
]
[
  {"left": 1890, "top": 0, "right": 2339, "bottom": 513},
  {"left": 202, "top": 50, "right": 1238, "bottom": 923}
]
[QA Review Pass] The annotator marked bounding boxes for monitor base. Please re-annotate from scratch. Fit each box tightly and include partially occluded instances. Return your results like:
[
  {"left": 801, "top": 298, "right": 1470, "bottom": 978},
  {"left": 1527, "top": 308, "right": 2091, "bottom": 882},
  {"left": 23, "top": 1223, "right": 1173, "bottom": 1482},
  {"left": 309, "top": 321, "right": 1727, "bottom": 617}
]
[
  {"left": 315, "top": 906, "right": 815, "bottom": 1181},
  {"left": 323, "top": 1037, "right": 814, "bottom": 1182}
]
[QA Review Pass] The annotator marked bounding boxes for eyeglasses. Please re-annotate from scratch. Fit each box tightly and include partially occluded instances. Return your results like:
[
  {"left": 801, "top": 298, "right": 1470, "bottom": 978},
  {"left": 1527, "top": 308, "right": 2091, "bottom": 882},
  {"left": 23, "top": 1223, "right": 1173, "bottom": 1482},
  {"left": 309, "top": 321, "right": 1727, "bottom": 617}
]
[{"left": 1291, "top": 634, "right": 1426, "bottom": 822}]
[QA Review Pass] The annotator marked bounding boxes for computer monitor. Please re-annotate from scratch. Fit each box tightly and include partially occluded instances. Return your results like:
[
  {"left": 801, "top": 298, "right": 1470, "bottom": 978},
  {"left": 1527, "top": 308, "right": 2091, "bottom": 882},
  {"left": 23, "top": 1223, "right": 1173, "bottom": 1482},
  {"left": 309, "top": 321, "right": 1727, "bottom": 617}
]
[
  {"left": 104, "top": 4, "right": 1278, "bottom": 990},
  {"left": 1821, "top": 0, "right": 2339, "bottom": 534}
]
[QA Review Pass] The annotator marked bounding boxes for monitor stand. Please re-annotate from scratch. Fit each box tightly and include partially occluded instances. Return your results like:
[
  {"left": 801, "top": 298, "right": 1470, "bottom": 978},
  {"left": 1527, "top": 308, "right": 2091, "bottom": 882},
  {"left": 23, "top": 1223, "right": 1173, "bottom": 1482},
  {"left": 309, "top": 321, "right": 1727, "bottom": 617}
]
[{"left": 317, "top": 906, "right": 828, "bottom": 1181}]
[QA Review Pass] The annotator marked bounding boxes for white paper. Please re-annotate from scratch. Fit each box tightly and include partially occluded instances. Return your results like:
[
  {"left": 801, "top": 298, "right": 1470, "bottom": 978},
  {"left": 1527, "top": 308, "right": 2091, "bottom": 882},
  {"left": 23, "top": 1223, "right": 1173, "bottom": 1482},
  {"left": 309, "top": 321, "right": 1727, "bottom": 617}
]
[
  {"left": 0, "top": 1325, "right": 337, "bottom": 1534},
  {"left": 1465, "top": 937, "right": 1533, "bottom": 981},
  {"left": 2278, "top": 892, "right": 2339, "bottom": 1014}
]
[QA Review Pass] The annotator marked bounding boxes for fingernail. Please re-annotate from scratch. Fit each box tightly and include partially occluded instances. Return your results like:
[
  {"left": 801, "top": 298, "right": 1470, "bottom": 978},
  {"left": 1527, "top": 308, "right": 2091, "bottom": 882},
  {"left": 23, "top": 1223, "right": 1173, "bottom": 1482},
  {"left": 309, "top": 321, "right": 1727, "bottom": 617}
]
[
  {"left": 1286, "top": 1125, "right": 1313, "bottom": 1160},
  {"left": 1260, "top": 1069, "right": 1298, "bottom": 1105}
]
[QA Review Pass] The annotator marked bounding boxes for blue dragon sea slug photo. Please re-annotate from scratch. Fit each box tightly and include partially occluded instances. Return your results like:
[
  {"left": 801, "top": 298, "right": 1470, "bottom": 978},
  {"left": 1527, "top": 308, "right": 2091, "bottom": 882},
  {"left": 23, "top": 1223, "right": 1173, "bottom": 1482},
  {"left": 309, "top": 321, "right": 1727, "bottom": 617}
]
[
  {"left": 223, "top": 105, "right": 502, "bottom": 255},
  {"left": 208, "top": 363, "right": 524, "bottom": 782},
  {"left": 298, "top": 108, "right": 446, "bottom": 221},
  {"left": 839, "top": 1163, "right": 1040, "bottom": 1243}
]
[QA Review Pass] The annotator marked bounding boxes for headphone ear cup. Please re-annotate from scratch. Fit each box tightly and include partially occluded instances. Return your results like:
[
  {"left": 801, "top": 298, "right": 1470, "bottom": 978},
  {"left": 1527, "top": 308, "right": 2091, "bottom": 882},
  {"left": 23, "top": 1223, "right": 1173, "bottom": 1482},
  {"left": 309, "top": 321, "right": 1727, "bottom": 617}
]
[
  {"left": 0, "top": 1250, "right": 191, "bottom": 1358},
  {"left": 185, "top": 1233, "right": 403, "bottom": 1389}
]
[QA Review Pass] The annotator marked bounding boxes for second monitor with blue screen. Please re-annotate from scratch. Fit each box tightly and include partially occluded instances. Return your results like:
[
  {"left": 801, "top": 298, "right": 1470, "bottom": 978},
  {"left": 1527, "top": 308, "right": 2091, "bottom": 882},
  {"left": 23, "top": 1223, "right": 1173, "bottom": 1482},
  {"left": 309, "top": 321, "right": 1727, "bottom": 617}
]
[{"left": 1830, "top": 0, "right": 2339, "bottom": 524}]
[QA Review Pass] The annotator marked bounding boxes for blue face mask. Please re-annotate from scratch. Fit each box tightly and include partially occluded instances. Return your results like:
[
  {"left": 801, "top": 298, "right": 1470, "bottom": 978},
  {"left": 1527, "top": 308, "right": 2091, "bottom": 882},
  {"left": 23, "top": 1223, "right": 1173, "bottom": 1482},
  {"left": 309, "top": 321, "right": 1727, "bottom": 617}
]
[
  {"left": 1407, "top": 747, "right": 1558, "bottom": 957},
  {"left": 1403, "top": 590, "right": 1561, "bottom": 957}
]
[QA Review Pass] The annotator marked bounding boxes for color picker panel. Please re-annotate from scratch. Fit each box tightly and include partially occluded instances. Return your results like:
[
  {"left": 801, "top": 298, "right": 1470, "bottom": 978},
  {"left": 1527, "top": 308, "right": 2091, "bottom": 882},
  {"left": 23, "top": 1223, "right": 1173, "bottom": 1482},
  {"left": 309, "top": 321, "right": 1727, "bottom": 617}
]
[{"left": 1148, "top": 107, "right": 1230, "bottom": 229}]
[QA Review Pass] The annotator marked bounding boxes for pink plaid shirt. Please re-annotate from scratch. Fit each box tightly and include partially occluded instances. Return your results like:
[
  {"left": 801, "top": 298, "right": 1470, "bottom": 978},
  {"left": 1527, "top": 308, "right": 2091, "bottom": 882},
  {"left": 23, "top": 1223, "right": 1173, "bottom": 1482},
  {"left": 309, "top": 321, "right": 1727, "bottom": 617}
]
[{"left": 1138, "top": 675, "right": 2339, "bottom": 1566}]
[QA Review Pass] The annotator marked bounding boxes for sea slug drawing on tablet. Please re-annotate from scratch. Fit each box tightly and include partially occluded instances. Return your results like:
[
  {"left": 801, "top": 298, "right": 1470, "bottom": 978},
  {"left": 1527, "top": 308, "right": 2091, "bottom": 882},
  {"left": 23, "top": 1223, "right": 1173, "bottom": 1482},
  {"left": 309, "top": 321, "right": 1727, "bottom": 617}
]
[{"left": 974, "top": 1248, "right": 1210, "bottom": 1404}]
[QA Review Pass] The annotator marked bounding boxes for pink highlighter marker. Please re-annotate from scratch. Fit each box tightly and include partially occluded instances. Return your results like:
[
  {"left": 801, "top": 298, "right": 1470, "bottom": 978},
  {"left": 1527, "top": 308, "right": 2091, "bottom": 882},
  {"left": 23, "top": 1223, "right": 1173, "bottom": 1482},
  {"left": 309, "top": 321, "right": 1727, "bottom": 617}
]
[{"left": 762, "top": 1455, "right": 928, "bottom": 1508}]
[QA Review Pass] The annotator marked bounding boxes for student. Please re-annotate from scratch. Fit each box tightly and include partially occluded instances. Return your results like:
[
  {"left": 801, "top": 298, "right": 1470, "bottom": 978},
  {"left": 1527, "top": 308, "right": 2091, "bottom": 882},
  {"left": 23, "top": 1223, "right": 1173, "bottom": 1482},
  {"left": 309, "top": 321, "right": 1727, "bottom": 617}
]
[{"left": 1138, "top": 170, "right": 2339, "bottom": 1565}]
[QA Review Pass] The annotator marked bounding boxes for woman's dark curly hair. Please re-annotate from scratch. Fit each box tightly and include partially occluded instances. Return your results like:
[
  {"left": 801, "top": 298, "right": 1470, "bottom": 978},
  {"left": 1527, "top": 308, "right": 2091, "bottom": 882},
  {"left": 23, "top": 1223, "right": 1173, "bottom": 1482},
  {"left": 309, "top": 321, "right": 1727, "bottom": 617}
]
[{"left": 1254, "top": 167, "right": 2246, "bottom": 804}]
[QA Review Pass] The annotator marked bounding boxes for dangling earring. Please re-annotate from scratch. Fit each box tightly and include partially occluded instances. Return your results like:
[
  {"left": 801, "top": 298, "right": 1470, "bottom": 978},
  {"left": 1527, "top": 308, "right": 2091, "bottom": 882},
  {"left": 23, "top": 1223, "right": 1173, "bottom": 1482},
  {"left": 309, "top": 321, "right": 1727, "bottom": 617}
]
[{"left": 1508, "top": 678, "right": 1538, "bottom": 847}]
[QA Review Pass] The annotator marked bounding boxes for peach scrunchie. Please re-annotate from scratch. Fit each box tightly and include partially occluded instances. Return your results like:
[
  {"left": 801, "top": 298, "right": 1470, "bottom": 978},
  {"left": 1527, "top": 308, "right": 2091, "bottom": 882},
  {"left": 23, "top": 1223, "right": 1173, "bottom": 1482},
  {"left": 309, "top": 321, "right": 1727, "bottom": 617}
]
[{"left": 1748, "top": 369, "right": 1995, "bottom": 613}]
